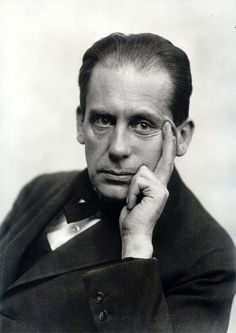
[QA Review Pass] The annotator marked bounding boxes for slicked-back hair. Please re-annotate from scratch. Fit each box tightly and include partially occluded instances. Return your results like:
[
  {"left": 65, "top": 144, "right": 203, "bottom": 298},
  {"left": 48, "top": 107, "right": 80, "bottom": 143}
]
[{"left": 78, "top": 33, "right": 192, "bottom": 126}]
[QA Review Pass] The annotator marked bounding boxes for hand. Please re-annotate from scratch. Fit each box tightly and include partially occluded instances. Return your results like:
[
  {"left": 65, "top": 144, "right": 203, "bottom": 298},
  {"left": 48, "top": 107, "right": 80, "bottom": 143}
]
[{"left": 119, "top": 121, "right": 176, "bottom": 259}]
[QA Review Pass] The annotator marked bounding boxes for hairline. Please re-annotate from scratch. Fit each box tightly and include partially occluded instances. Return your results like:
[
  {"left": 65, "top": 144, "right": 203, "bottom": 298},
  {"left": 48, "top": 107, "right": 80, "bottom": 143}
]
[{"left": 84, "top": 57, "right": 175, "bottom": 117}]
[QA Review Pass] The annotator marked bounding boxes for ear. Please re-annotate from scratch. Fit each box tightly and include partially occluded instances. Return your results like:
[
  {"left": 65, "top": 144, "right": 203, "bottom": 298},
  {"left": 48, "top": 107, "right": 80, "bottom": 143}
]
[
  {"left": 76, "top": 106, "right": 85, "bottom": 144},
  {"left": 176, "top": 118, "right": 195, "bottom": 157}
]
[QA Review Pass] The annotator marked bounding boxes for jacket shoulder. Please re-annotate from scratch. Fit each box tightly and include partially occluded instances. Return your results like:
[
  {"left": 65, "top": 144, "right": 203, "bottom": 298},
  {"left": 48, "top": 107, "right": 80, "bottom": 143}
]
[
  {"left": 13, "top": 170, "right": 82, "bottom": 205},
  {"left": 182, "top": 183, "right": 235, "bottom": 252},
  {"left": 27, "top": 170, "right": 81, "bottom": 192},
  {"left": 174, "top": 181, "right": 235, "bottom": 279},
  {"left": 0, "top": 170, "right": 83, "bottom": 239},
  {"left": 158, "top": 170, "right": 235, "bottom": 278}
]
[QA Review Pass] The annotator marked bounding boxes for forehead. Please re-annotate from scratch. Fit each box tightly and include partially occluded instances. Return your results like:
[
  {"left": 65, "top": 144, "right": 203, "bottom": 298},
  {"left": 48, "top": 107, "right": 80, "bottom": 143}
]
[{"left": 86, "top": 63, "right": 173, "bottom": 118}]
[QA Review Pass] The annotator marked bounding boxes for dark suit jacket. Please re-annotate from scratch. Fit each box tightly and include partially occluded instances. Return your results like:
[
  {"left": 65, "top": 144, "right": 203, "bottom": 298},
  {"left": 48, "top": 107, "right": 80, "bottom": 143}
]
[{"left": 0, "top": 168, "right": 235, "bottom": 332}]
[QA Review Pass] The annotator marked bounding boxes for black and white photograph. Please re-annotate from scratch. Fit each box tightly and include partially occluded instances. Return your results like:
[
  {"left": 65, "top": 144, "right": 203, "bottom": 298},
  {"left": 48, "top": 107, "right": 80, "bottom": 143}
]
[{"left": 0, "top": 0, "right": 235, "bottom": 332}]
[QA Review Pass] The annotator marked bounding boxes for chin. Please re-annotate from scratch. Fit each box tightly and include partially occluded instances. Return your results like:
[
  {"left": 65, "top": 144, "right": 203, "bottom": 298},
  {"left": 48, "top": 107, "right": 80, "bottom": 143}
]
[{"left": 95, "top": 183, "right": 128, "bottom": 203}]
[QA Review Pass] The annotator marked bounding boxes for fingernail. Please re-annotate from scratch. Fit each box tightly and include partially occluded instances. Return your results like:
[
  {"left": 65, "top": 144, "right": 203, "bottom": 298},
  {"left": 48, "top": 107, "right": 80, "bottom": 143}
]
[{"left": 163, "top": 121, "right": 170, "bottom": 130}]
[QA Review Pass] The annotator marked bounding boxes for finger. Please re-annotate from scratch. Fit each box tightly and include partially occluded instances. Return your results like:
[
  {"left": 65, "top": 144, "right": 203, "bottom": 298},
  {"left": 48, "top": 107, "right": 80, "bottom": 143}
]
[
  {"left": 127, "top": 166, "right": 148, "bottom": 210},
  {"left": 161, "top": 117, "right": 178, "bottom": 141},
  {"left": 127, "top": 171, "right": 141, "bottom": 210},
  {"left": 155, "top": 121, "right": 176, "bottom": 186},
  {"left": 127, "top": 166, "right": 158, "bottom": 210}
]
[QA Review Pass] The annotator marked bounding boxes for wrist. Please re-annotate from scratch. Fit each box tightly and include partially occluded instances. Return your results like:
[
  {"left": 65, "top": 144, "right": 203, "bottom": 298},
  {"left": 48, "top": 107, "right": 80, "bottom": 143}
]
[{"left": 121, "top": 233, "right": 153, "bottom": 259}]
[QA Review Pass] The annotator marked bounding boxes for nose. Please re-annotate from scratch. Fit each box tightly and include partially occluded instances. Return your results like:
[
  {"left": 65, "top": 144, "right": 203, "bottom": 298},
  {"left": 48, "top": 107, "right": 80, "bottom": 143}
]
[{"left": 108, "top": 126, "right": 131, "bottom": 161}]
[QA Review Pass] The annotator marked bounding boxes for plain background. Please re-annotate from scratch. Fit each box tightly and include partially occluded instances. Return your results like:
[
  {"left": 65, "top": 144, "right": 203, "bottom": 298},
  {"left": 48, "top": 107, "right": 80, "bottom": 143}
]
[{"left": 0, "top": 0, "right": 235, "bottom": 330}]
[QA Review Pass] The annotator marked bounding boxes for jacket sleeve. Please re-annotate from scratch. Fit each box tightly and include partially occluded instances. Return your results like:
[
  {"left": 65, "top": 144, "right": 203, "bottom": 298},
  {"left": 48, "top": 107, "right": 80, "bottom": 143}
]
[
  {"left": 83, "top": 259, "right": 172, "bottom": 333},
  {"left": 83, "top": 248, "right": 235, "bottom": 333}
]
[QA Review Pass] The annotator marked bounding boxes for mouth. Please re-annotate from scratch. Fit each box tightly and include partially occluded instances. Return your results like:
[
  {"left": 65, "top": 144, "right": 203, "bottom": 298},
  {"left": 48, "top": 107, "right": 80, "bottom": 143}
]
[{"left": 99, "top": 170, "right": 134, "bottom": 183}]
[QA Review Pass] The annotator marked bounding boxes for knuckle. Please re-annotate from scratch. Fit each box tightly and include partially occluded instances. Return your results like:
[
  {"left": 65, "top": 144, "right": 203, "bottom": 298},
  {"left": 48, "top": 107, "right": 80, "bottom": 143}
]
[
  {"left": 139, "top": 165, "right": 148, "bottom": 174},
  {"left": 160, "top": 187, "right": 169, "bottom": 199},
  {"left": 165, "top": 189, "right": 169, "bottom": 198}
]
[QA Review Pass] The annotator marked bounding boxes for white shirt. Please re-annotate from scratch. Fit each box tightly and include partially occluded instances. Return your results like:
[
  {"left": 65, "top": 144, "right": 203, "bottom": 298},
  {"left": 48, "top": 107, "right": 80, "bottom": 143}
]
[{"left": 46, "top": 199, "right": 101, "bottom": 251}]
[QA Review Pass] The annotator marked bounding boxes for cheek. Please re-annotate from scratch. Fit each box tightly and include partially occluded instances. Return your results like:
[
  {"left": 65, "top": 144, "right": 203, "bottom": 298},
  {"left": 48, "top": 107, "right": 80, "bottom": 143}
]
[
  {"left": 135, "top": 137, "right": 163, "bottom": 171},
  {"left": 84, "top": 129, "right": 109, "bottom": 162}
]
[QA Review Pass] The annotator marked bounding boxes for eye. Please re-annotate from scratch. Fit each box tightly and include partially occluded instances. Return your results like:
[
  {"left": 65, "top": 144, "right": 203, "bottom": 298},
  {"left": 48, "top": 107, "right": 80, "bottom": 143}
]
[
  {"left": 132, "top": 121, "right": 153, "bottom": 134},
  {"left": 137, "top": 122, "right": 151, "bottom": 130},
  {"left": 94, "top": 116, "right": 112, "bottom": 128}
]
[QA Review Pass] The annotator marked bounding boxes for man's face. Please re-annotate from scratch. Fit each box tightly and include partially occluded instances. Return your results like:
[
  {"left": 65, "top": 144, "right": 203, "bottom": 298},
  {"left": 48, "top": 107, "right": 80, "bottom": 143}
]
[{"left": 78, "top": 64, "right": 173, "bottom": 201}]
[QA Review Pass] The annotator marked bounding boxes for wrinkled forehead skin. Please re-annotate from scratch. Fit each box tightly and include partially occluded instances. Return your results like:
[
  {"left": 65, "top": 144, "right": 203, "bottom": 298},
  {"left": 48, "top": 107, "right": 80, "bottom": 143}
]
[{"left": 86, "top": 61, "right": 175, "bottom": 120}]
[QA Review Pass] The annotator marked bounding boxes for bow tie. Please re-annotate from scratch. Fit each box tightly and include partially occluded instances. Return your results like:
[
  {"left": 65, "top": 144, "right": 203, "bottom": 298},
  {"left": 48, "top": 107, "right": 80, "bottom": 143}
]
[
  {"left": 64, "top": 201, "right": 101, "bottom": 223},
  {"left": 64, "top": 199, "right": 124, "bottom": 224}
]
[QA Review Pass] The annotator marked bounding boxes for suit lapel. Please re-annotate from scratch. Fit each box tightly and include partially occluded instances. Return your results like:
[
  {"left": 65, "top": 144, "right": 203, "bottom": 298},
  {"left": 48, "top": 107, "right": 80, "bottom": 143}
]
[
  {"left": 7, "top": 215, "right": 121, "bottom": 292},
  {"left": 2, "top": 171, "right": 82, "bottom": 294}
]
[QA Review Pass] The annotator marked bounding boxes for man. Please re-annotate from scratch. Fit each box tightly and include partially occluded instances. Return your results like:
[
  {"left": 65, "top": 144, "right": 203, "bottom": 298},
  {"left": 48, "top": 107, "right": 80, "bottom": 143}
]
[{"left": 0, "top": 33, "right": 235, "bottom": 332}]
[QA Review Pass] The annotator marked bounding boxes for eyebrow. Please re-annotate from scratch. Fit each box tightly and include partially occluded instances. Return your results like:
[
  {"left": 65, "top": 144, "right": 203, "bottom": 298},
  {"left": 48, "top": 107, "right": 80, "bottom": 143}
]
[
  {"left": 88, "top": 108, "right": 164, "bottom": 121},
  {"left": 89, "top": 108, "right": 114, "bottom": 116}
]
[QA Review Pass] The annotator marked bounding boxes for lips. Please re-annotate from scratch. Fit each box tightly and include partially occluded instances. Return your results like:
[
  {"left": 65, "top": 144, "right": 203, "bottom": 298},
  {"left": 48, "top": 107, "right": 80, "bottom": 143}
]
[{"left": 99, "top": 169, "right": 134, "bottom": 182}]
